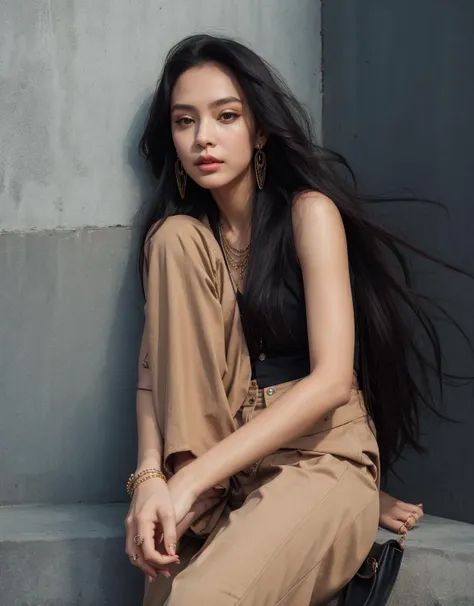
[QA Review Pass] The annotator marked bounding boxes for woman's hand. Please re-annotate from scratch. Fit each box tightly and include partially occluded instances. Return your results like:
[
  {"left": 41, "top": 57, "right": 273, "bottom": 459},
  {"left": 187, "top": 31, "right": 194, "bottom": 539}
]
[
  {"left": 125, "top": 472, "right": 221, "bottom": 582},
  {"left": 379, "top": 490, "right": 424, "bottom": 534},
  {"left": 125, "top": 477, "right": 180, "bottom": 581}
]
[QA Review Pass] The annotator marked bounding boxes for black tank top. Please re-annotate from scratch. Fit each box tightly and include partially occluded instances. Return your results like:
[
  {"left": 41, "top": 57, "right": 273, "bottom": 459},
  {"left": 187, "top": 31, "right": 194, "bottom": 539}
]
[
  {"left": 208, "top": 212, "right": 311, "bottom": 388},
  {"left": 235, "top": 291, "right": 311, "bottom": 388}
]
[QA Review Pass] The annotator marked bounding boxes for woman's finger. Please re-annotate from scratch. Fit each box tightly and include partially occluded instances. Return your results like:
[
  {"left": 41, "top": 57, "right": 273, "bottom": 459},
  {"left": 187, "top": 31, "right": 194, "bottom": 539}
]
[
  {"left": 137, "top": 516, "right": 179, "bottom": 568},
  {"left": 159, "top": 507, "right": 178, "bottom": 556},
  {"left": 127, "top": 553, "right": 159, "bottom": 579},
  {"left": 125, "top": 524, "right": 159, "bottom": 579}
]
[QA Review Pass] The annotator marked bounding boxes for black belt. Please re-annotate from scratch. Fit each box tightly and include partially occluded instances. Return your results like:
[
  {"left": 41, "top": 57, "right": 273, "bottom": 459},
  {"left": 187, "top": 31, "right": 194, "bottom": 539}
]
[{"left": 250, "top": 352, "right": 310, "bottom": 389}]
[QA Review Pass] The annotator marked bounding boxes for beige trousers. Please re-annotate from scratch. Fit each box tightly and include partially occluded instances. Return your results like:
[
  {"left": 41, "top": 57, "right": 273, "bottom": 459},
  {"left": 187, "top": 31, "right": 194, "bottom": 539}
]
[{"left": 141, "top": 216, "right": 380, "bottom": 606}]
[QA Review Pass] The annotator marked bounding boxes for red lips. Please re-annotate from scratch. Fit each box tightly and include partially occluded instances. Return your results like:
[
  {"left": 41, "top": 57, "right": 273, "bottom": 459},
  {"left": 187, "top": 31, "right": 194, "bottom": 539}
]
[{"left": 195, "top": 155, "right": 223, "bottom": 165}]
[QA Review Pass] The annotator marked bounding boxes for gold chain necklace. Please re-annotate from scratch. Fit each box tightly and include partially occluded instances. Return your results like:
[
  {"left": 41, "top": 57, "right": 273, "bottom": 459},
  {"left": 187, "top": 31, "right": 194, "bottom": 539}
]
[{"left": 218, "top": 220, "right": 251, "bottom": 284}]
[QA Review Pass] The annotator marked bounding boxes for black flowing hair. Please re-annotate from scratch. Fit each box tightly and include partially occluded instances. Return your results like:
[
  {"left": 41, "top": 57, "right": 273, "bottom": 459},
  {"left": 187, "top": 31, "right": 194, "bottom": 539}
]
[{"left": 138, "top": 34, "right": 473, "bottom": 475}]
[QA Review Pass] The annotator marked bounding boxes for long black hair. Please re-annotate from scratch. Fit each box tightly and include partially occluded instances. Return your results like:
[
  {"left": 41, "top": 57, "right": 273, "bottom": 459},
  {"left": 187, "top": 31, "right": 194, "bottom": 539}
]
[{"left": 138, "top": 34, "right": 472, "bottom": 475}]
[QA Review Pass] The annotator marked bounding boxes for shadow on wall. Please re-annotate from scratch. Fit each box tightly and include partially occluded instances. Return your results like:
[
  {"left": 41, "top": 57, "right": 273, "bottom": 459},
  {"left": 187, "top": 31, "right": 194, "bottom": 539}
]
[
  {"left": 126, "top": 93, "right": 158, "bottom": 226},
  {"left": 99, "top": 93, "right": 157, "bottom": 504}
]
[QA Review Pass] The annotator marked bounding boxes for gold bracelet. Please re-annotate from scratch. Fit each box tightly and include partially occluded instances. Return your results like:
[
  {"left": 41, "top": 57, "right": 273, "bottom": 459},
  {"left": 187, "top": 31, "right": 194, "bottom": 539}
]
[
  {"left": 127, "top": 472, "right": 164, "bottom": 498},
  {"left": 129, "top": 473, "right": 166, "bottom": 497},
  {"left": 126, "top": 468, "right": 167, "bottom": 498},
  {"left": 127, "top": 468, "right": 166, "bottom": 496},
  {"left": 127, "top": 467, "right": 161, "bottom": 493}
]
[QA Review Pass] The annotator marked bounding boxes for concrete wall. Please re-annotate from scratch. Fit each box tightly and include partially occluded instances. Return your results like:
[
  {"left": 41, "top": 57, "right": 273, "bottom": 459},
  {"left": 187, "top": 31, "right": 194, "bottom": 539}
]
[
  {"left": 322, "top": 0, "right": 474, "bottom": 523},
  {"left": 0, "top": 0, "right": 322, "bottom": 504},
  {"left": 0, "top": 0, "right": 322, "bottom": 232}
]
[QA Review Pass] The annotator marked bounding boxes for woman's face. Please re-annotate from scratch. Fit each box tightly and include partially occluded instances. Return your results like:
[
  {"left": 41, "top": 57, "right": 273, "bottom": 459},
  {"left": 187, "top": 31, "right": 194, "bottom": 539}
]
[{"left": 170, "top": 63, "right": 264, "bottom": 193}]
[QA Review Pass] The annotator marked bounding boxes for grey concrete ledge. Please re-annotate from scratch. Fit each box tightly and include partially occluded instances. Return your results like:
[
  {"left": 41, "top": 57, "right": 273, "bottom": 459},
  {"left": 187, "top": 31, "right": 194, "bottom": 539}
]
[
  {"left": 374, "top": 516, "right": 474, "bottom": 606},
  {"left": 0, "top": 502, "right": 130, "bottom": 542},
  {"left": 0, "top": 506, "right": 473, "bottom": 605},
  {"left": 0, "top": 503, "right": 143, "bottom": 606}
]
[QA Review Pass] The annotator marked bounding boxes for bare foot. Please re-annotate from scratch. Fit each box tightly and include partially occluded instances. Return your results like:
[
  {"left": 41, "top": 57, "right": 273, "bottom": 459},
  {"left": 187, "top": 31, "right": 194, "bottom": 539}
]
[{"left": 379, "top": 490, "right": 424, "bottom": 534}]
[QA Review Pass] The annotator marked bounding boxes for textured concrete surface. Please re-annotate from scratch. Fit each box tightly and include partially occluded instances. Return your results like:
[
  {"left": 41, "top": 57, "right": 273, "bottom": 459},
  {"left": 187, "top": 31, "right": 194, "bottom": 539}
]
[
  {"left": 0, "top": 228, "right": 142, "bottom": 505},
  {"left": 322, "top": 0, "right": 474, "bottom": 523},
  {"left": 0, "top": 509, "right": 472, "bottom": 606},
  {"left": 0, "top": 0, "right": 322, "bottom": 232},
  {"left": 378, "top": 517, "right": 474, "bottom": 605},
  {"left": 0, "top": 503, "right": 143, "bottom": 606}
]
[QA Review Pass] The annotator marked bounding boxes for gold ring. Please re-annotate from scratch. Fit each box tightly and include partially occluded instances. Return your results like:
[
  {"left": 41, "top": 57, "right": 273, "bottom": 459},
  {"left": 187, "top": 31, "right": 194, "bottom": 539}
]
[
  {"left": 130, "top": 553, "right": 139, "bottom": 562},
  {"left": 133, "top": 534, "right": 145, "bottom": 546},
  {"left": 398, "top": 522, "right": 407, "bottom": 534}
]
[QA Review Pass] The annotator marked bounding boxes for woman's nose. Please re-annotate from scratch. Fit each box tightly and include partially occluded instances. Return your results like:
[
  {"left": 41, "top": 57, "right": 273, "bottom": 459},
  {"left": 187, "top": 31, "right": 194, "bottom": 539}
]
[{"left": 195, "top": 118, "right": 215, "bottom": 148}]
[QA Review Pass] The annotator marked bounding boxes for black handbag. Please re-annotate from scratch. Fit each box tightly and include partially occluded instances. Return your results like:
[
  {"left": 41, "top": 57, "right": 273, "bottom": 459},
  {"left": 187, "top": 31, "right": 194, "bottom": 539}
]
[{"left": 341, "top": 536, "right": 404, "bottom": 605}]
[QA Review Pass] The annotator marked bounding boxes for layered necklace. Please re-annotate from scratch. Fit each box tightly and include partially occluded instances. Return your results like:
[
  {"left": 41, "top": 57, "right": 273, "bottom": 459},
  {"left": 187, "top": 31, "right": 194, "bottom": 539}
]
[{"left": 218, "top": 220, "right": 251, "bottom": 288}]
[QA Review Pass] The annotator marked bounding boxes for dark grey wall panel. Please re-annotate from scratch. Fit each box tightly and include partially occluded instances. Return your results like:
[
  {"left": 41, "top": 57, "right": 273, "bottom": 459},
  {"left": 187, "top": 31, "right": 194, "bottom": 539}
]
[
  {"left": 0, "top": 229, "right": 142, "bottom": 504},
  {"left": 322, "top": 0, "right": 474, "bottom": 522}
]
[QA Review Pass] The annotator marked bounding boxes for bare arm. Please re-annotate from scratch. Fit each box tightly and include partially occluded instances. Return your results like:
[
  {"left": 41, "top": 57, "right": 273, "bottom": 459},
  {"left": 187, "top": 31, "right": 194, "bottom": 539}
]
[{"left": 180, "top": 193, "right": 356, "bottom": 498}]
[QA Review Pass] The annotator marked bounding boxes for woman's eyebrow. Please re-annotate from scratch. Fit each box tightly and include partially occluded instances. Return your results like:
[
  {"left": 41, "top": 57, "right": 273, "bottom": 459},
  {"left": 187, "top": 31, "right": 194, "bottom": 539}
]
[{"left": 171, "top": 96, "right": 243, "bottom": 112}]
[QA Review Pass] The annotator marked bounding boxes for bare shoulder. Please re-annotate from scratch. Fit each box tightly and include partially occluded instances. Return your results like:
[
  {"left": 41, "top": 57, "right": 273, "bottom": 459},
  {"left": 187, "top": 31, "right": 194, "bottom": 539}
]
[{"left": 292, "top": 191, "right": 343, "bottom": 239}]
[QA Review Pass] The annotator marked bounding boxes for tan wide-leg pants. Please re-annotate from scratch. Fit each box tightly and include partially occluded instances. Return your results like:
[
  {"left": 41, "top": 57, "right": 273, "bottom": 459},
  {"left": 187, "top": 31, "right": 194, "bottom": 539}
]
[{"left": 141, "top": 216, "right": 380, "bottom": 606}]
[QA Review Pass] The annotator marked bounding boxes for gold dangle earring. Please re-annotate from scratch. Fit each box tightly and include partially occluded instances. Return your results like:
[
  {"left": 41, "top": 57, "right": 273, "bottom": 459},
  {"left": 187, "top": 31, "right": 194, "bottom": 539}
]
[
  {"left": 175, "top": 157, "right": 187, "bottom": 199},
  {"left": 254, "top": 143, "right": 267, "bottom": 190}
]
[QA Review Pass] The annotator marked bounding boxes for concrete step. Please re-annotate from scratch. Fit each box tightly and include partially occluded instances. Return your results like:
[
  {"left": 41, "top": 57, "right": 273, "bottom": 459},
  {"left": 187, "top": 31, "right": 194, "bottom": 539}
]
[
  {"left": 0, "top": 503, "right": 143, "bottom": 606},
  {"left": 376, "top": 515, "right": 474, "bottom": 605},
  {"left": 1, "top": 505, "right": 473, "bottom": 605},
  {"left": 326, "top": 515, "right": 474, "bottom": 606}
]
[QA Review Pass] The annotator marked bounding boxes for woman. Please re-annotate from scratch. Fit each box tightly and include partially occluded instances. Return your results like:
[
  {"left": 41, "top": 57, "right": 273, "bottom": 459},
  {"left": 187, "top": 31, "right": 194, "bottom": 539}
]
[{"left": 122, "top": 34, "right": 457, "bottom": 605}]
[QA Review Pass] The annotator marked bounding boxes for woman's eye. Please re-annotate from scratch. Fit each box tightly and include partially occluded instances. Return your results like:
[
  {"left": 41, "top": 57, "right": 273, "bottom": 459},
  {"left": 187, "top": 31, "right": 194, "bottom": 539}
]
[
  {"left": 220, "top": 112, "right": 238, "bottom": 122},
  {"left": 176, "top": 117, "right": 193, "bottom": 126}
]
